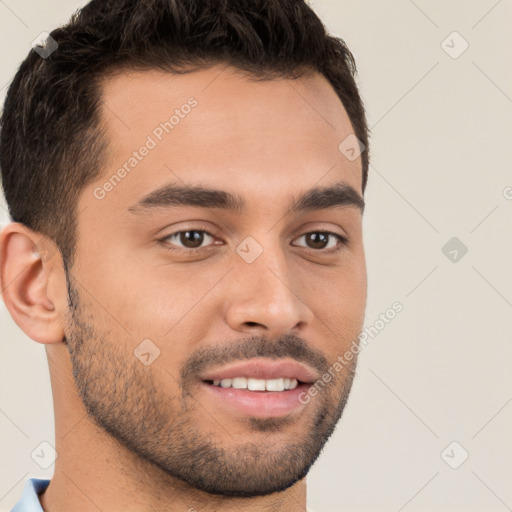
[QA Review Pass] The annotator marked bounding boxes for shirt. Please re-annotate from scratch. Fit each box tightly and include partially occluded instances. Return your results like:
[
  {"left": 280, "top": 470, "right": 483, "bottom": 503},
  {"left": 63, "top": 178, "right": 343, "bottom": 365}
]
[{"left": 11, "top": 478, "right": 50, "bottom": 512}]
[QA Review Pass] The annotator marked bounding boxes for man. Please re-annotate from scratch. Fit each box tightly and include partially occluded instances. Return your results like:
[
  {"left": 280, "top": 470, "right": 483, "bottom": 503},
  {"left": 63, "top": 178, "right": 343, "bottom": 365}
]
[{"left": 0, "top": 0, "right": 369, "bottom": 510}]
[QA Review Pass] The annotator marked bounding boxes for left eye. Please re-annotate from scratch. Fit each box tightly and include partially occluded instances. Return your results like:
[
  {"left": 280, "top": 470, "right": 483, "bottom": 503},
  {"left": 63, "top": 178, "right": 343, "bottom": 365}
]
[{"left": 292, "top": 232, "right": 345, "bottom": 251}]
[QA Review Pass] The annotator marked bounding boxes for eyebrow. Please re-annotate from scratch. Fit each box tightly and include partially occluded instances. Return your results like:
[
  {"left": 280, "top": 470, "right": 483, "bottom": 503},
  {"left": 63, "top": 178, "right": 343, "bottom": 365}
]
[{"left": 127, "top": 181, "right": 364, "bottom": 215}]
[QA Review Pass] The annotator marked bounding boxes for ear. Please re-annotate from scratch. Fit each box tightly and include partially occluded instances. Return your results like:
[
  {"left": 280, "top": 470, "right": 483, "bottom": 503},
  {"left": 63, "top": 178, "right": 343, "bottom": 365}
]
[{"left": 0, "top": 222, "right": 65, "bottom": 344}]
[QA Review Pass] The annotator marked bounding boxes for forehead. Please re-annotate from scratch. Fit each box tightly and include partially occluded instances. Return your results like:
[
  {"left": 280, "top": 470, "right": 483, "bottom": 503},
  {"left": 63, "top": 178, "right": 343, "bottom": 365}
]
[{"left": 87, "top": 65, "right": 362, "bottom": 213}]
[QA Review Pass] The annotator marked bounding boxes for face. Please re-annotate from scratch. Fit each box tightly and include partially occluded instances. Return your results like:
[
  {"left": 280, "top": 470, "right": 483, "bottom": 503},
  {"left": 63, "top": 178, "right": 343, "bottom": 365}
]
[{"left": 64, "top": 64, "right": 367, "bottom": 497}]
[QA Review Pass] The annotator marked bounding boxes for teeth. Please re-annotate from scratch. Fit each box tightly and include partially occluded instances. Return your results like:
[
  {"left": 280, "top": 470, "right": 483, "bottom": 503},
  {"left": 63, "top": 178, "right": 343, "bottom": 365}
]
[
  {"left": 248, "top": 378, "right": 266, "bottom": 391},
  {"left": 232, "top": 377, "right": 247, "bottom": 389},
  {"left": 211, "top": 377, "right": 299, "bottom": 391},
  {"left": 266, "top": 378, "right": 284, "bottom": 391}
]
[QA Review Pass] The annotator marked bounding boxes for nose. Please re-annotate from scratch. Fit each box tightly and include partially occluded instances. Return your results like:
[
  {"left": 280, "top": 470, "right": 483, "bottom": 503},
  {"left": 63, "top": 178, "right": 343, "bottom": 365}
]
[{"left": 223, "top": 243, "right": 314, "bottom": 337}]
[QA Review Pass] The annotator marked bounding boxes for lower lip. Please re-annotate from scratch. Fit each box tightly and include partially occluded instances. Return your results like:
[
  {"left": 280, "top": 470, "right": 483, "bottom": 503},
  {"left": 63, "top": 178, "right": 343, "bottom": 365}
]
[{"left": 201, "top": 381, "right": 311, "bottom": 418}]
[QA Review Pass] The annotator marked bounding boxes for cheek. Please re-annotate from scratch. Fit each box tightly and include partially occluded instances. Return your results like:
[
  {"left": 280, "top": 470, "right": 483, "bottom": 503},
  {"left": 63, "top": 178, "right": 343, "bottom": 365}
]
[
  {"left": 300, "top": 257, "right": 367, "bottom": 349},
  {"left": 97, "top": 259, "right": 222, "bottom": 348},
  {"left": 301, "top": 254, "right": 367, "bottom": 312},
  {"left": 326, "top": 281, "right": 366, "bottom": 332}
]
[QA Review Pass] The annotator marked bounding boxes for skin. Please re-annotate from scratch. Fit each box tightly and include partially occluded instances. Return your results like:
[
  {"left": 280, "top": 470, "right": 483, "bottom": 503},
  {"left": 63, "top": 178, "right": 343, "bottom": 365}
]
[{"left": 0, "top": 64, "right": 367, "bottom": 512}]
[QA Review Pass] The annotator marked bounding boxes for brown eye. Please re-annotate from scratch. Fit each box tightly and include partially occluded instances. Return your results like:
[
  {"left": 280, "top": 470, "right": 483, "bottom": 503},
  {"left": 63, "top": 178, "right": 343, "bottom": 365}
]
[
  {"left": 180, "top": 230, "right": 205, "bottom": 248},
  {"left": 305, "top": 232, "right": 329, "bottom": 249},
  {"left": 292, "top": 231, "right": 346, "bottom": 251},
  {"left": 163, "top": 230, "right": 215, "bottom": 249}
]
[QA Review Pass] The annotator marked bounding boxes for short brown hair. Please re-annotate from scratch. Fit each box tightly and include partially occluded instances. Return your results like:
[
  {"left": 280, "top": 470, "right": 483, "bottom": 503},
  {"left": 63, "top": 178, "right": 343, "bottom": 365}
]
[{"left": 0, "top": 0, "right": 369, "bottom": 268}]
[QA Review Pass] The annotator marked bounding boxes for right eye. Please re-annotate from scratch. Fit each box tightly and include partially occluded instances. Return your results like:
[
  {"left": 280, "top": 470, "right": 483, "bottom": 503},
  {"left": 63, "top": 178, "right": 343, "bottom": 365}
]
[{"left": 160, "top": 229, "right": 218, "bottom": 251}]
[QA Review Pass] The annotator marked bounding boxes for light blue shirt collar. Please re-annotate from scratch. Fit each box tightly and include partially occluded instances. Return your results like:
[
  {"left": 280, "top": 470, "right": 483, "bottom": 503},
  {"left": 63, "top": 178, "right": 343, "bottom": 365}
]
[{"left": 11, "top": 478, "right": 50, "bottom": 512}]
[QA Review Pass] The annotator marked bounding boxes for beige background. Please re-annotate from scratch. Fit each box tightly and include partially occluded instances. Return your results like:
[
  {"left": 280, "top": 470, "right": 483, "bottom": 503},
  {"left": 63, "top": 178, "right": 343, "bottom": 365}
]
[{"left": 1, "top": 1, "right": 511, "bottom": 511}]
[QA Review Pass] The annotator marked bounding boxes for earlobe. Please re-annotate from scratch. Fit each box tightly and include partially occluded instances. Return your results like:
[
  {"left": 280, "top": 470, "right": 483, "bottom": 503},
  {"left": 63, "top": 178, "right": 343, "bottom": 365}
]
[{"left": 0, "top": 222, "right": 65, "bottom": 344}]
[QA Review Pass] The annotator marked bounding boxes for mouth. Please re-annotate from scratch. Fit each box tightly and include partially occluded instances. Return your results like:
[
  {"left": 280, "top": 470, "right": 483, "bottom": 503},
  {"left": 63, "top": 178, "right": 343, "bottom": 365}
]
[
  {"left": 199, "top": 358, "right": 319, "bottom": 388},
  {"left": 202, "top": 377, "right": 308, "bottom": 391},
  {"left": 198, "top": 358, "right": 318, "bottom": 419},
  {"left": 200, "top": 378, "right": 313, "bottom": 418}
]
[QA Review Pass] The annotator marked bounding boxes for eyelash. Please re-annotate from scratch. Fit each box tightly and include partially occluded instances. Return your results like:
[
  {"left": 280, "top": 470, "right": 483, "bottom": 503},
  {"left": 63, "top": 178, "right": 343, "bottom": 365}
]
[{"left": 157, "top": 228, "right": 349, "bottom": 255}]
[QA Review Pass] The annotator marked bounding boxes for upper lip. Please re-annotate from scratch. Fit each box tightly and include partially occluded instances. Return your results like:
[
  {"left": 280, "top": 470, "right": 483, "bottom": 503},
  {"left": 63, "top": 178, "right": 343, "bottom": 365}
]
[{"left": 200, "top": 358, "right": 320, "bottom": 384}]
